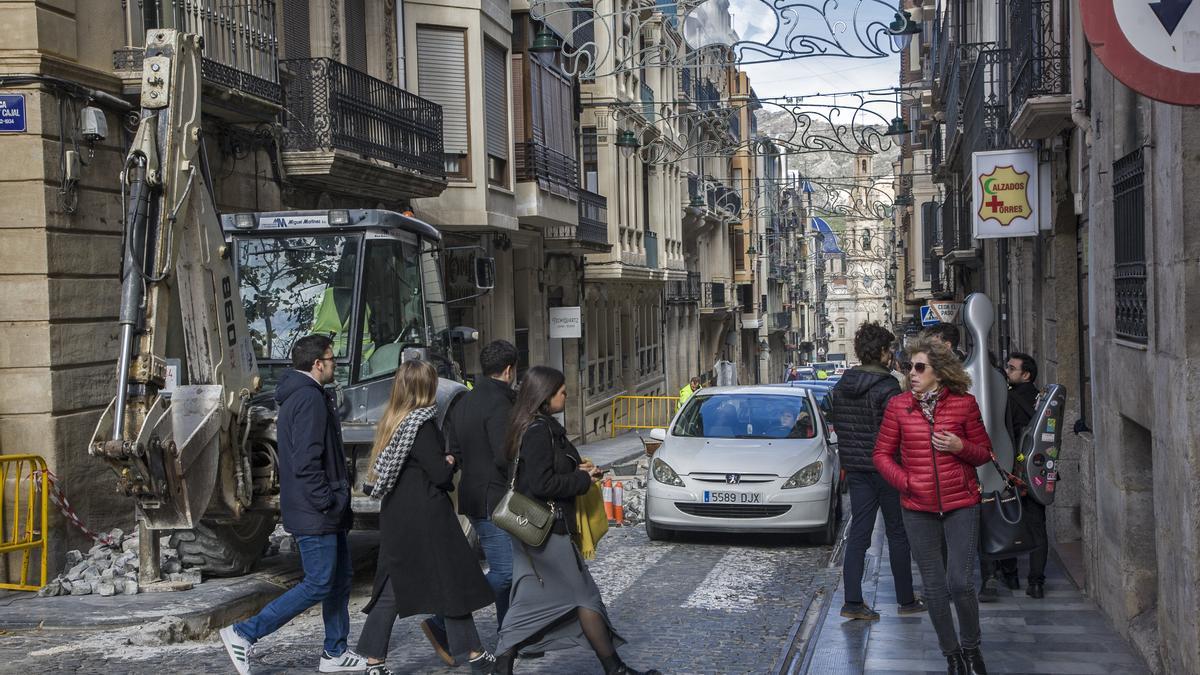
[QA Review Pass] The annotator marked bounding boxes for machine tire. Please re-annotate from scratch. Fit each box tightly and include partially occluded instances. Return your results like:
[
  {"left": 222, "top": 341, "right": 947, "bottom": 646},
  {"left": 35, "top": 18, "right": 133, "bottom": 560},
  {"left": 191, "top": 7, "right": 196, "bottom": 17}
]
[{"left": 171, "top": 512, "right": 278, "bottom": 577}]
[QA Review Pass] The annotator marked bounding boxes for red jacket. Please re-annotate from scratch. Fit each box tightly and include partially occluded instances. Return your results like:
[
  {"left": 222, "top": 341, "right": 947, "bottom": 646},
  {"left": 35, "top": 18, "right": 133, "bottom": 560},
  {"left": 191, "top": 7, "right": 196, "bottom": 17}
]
[{"left": 872, "top": 389, "right": 993, "bottom": 514}]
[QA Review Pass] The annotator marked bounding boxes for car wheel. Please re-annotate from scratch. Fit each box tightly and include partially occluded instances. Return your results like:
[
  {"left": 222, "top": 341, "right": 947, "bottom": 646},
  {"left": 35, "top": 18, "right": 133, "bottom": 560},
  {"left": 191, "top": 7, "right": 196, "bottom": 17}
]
[
  {"left": 645, "top": 519, "right": 673, "bottom": 542},
  {"left": 808, "top": 491, "right": 839, "bottom": 546}
]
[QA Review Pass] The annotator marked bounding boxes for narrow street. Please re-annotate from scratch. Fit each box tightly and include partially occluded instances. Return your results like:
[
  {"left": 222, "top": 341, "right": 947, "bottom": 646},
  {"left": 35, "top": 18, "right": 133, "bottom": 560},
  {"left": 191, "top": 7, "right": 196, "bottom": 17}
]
[{"left": 1, "top": 526, "right": 832, "bottom": 674}]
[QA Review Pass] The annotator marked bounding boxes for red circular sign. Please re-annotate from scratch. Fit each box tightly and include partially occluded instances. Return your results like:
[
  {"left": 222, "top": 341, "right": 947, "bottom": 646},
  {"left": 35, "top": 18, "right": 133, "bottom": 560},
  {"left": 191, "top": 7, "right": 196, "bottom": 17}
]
[{"left": 1083, "top": 1, "right": 1200, "bottom": 106}]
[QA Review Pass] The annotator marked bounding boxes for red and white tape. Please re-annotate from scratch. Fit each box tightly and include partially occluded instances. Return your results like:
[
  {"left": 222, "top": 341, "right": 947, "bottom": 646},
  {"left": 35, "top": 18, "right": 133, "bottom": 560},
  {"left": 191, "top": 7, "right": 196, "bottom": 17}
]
[{"left": 32, "top": 469, "right": 116, "bottom": 547}]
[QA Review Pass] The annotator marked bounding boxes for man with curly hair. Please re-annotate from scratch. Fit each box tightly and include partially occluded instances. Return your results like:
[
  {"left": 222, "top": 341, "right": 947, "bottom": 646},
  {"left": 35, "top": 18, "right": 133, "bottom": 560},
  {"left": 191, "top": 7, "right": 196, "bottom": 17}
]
[{"left": 832, "top": 322, "right": 925, "bottom": 621}]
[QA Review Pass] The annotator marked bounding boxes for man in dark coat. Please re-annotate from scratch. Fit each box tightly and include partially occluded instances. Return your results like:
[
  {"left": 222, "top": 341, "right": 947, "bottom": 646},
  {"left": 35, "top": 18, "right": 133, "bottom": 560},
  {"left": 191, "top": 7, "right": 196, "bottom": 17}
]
[
  {"left": 1005, "top": 351, "right": 1050, "bottom": 598},
  {"left": 220, "top": 335, "right": 365, "bottom": 675},
  {"left": 832, "top": 323, "right": 924, "bottom": 621},
  {"left": 420, "top": 340, "right": 519, "bottom": 665}
]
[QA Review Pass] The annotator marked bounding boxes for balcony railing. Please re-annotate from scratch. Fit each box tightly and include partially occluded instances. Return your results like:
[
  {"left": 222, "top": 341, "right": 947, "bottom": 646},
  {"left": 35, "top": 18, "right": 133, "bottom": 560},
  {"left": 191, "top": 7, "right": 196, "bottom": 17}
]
[
  {"left": 929, "top": 123, "right": 944, "bottom": 176},
  {"left": 687, "top": 173, "right": 701, "bottom": 205},
  {"left": 698, "top": 79, "right": 720, "bottom": 111},
  {"left": 517, "top": 141, "right": 579, "bottom": 201},
  {"left": 578, "top": 189, "right": 609, "bottom": 246},
  {"left": 1010, "top": 0, "right": 1069, "bottom": 115},
  {"left": 281, "top": 58, "right": 444, "bottom": 178},
  {"left": 944, "top": 47, "right": 963, "bottom": 154},
  {"left": 668, "top": 272, "right": 701, "bottom": 302},
  {"left": 769, "top": 312, "right": 791, "bottom": 332},
  {"left": 961, "top": 48, "right": 1013, "bottom": 169},
  {"left": 645, "top": 231, "right": 659, "bottom": 269},
  {"left": 117, "top": 0, "right": 281, "bottom": 106},
  {"left": 680, "top": 67, "right": 692, "bottom": 100},
  {"left": 714, "top": 185, "right": 742, "bottom": 218},
  {"left": 701, "top": 282, "right": 727, "bottom": 309},
  {"left": 934, "top": 8, "right": 954, "bottom": 104}
]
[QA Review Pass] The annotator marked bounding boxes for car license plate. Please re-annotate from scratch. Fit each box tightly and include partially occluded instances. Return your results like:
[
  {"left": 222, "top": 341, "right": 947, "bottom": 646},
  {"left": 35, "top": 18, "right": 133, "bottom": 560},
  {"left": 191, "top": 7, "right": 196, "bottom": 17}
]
[{"left": 703, "top": 491, "right": 763, "bottom": 504}]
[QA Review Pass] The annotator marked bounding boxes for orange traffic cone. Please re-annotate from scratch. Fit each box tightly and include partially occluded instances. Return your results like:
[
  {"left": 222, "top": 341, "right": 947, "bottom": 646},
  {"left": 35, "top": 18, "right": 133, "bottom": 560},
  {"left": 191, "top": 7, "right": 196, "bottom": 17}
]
[
  {"left": 613, "top": 481, "right": 625, "bottom": 526},
  {"left": 602, "top": 477, "right": 614, "bottom": 521}
]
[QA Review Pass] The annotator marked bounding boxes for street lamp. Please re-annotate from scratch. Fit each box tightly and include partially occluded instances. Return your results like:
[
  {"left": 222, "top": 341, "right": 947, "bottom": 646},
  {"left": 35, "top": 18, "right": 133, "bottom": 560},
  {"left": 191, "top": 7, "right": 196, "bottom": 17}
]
[
  {"left": 888, "top": 9, "right": 922, "bottom": 51},
  {"left": 530, "top": 25, "right": 560, "bottom": 55},
  {"left": 616, "top": 129, "right": 640, "bottom": 158}
]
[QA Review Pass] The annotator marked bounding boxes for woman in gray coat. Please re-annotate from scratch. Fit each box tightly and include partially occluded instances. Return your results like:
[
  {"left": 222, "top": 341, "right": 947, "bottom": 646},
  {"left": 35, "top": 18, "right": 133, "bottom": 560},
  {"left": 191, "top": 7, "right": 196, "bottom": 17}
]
[{"left": 491, "top": 366, "right": 659, "bottom": 675}]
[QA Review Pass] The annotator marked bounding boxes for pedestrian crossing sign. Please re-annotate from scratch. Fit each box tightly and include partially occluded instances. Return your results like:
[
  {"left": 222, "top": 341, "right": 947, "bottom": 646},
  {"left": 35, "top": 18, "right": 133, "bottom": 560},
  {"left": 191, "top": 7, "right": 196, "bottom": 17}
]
[{"left": 920, "top": 305, "right": 940, "bottom": 327}]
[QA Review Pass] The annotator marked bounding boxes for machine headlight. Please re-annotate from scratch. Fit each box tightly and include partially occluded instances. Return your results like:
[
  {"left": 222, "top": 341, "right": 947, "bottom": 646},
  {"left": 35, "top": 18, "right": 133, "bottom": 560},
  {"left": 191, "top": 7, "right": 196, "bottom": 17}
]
[
  {"left": 651, "top": 458, "right": 685, "bottom": 487},
  {"left": 782, "top": 461, "right": 823, "bottom": 489}
]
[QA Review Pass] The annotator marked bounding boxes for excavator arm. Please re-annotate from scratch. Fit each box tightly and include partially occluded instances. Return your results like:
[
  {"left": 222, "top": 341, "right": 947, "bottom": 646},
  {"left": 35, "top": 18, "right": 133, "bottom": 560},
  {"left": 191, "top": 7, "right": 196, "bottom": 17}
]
[{"left": 90, "top": 30, "right": 259, "bottom": 533}]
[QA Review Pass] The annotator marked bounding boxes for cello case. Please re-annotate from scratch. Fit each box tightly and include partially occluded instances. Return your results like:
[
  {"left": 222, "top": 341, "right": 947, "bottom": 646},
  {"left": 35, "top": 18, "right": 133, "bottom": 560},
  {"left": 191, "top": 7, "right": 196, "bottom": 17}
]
[
  {"left": 961, "top": 293, "right": 1015, "bottom": 494},
  {"left": 1018, "top": 384, "right": 1067, "bottom": 506}
]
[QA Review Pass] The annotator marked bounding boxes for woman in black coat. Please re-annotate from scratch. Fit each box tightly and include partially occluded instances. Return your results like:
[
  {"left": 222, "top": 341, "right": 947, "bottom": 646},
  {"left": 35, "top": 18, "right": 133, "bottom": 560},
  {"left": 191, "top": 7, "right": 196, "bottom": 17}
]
[
  {"left": 355, "top": 360, "right": 496, "bottom": 675},
  {"left": 491, "top": 366, "right": 659, "bottom": 675}
]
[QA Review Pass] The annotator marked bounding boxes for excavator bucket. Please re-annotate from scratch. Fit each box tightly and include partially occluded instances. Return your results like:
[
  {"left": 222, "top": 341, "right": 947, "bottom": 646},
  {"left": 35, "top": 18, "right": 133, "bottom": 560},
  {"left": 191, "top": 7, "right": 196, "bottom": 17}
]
[{"left": 135, "top": 385, "right": 224, "bottom": 530}]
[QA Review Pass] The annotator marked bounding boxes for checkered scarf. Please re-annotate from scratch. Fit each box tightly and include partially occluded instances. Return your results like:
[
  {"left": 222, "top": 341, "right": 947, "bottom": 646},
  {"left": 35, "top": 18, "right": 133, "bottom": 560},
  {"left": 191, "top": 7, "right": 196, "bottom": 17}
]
[{"left": 368, "top": 405, "right": 438, "bottom": 500}]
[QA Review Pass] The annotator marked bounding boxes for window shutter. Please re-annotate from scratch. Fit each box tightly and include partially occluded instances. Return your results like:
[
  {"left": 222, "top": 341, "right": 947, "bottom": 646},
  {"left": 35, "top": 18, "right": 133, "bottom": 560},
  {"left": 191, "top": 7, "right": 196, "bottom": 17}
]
[
  {"left": 560, "top": 77, "right": 575, "bottom": 159},
  {"left": 484, "top": 40, "right": 509, "bottom": 160},
  {"left": 512, "top": 54, "right": 526, "bottom": 147},
  {"left": 282, "top": 0, "right": 310, "bottom": 60},
  {"left": 417, "top": 27, "right": 469, "bottom": 156},
  {"left": 344, "top": 0, "right": 367, "bottom": 71},
  {"left": 530, "top": 61, "right": 544, "bottom": 146}
]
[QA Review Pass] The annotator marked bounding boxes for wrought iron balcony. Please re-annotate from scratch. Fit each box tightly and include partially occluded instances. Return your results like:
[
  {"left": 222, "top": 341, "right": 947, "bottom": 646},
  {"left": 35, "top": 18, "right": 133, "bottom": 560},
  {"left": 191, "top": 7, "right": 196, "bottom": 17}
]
[
  {"left": 961, "top": 48, "right": 1014, "bottom": 164},
  {"left": 517, "top": 141, "right": 580, "bottom": 201},
  {"left": 668, "top": 272, "right": 701, "bottom": 303},
  {"left": 769, "top": 312, "right": 791, "bottom": 333},
  {"left": 680, "top": 67, "right": 692, "bottom": 101},
  {"left": 280, "top": 58, "right": 446, "bottom": 199},
  {"left": 929, "top": 123, "right": 944, "bottom": 177},
  {"left": 640, "top": 81, "right": 655, "bottom": 119},
  {"left": 579, "top": 190, "right": 611, "bottom": 246},
  {"left": 698, "top": 80, "right": 720, "bottom": 111},
  {"left": 714, "top": 184, "right": 742, "bottom": 219},
  {"left": 1009, "top": 0, "right": 1071, "bottom": 139},
  {"left": 114, "top": 0, "right": 281, "bottom": 118},
  {"left": 701, "top": 282, "right": 728, "bottom": 310},
  {"left": 934, "top": 9, "right": 955, "bottom": 106}
]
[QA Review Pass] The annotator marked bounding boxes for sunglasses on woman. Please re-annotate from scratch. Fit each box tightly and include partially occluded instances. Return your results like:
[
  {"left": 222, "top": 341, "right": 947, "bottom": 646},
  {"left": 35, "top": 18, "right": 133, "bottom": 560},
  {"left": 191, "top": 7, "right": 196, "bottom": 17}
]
[{"left": 899, "top": 362, "right": 929, "bottom": 374}]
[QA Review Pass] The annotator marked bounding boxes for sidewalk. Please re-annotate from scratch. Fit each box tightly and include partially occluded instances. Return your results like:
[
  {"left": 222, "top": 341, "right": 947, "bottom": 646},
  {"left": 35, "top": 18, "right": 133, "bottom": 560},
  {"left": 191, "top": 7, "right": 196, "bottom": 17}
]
[
  {"left": 804, "top": 519, "right": 1149, "bottom": 675},
  {"left": 577, "top": 429, "right": 652, "bottom": 469}
]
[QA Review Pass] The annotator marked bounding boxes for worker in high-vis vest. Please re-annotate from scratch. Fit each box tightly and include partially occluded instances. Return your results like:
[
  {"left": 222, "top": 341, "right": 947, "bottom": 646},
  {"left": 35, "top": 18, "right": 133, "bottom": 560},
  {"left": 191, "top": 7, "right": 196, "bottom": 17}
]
[
  {"left": 678, "top": 376, "right": 702, "bottom": 410},
  {"left": 311, "top": 286, "right": 374, "bottom": 362}
]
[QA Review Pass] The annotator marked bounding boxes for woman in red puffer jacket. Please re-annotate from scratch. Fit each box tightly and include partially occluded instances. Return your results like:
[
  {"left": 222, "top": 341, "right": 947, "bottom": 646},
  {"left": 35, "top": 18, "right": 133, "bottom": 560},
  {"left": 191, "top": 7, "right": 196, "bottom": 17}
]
[{"left": 874, "top": 337, "right": 992, "bottom": 675}]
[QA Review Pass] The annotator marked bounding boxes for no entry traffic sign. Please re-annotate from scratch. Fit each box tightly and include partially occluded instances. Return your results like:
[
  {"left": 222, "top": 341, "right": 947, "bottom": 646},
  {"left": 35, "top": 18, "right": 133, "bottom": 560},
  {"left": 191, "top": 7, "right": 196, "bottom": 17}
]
[{"left": 1083, "top": 1, "right": 1200, "bottom": 106}]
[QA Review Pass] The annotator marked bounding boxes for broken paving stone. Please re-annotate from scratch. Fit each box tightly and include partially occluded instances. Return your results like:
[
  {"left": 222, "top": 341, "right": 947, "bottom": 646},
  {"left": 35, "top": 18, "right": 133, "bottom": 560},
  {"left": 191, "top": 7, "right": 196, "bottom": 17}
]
[
  {"left": 122, "top": 579, "right": 140, "bottom": 595},
  {"left": 162, "top": 559, "right": 182, "bottom": 574},
  {"left": 126, "top": 615, "right": 192, "bottom": 646},
  {"left": 122, "top": 536, "right": 139, "bottom": 553},
  {"left": 168, "top": 570, "right": 202, "bottom": 586},
  {"left": 69, "top": 581, "right": 92, "bottom": 595},
  {"left": 66, "top": 561, "right": 89, "bottom": 581},
  {"left": 97, "top": 581, "right": 117, "bottom": 597},
  {"left": 65, "top": 550, "right": 83, "bottom": 566},
  {"left": 37, "top": 580, "right": 63, "bottom": 597}
]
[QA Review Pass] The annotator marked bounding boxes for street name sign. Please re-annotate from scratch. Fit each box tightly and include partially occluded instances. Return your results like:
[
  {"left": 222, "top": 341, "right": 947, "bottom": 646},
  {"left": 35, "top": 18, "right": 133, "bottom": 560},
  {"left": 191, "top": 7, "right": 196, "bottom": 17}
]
[
  {"left": 972, "top": 149, "right": 1040, "bottom": 239},
  {"left": 1083, "top": 0, "right": 1200, "bottom": 106},
  {"left": 0, "top": 94, "right": 26, "bottom": 133}
]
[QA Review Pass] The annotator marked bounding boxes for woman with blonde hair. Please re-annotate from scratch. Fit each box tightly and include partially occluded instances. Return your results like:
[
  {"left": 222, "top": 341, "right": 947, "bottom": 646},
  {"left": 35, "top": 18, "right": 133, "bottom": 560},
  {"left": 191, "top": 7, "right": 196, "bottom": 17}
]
[
  {"left": 873, "top": 337, "right": 993, "bottom": 675},
  {"left": 354, "top": 360, "right": 496, "bottom": 675}
]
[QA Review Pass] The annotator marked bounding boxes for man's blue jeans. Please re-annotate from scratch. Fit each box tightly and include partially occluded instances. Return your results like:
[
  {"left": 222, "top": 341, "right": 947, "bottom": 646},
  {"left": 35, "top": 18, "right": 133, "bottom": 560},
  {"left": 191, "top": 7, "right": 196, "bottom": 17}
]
[
  {"left": 235, "top": 531, "right": 352, "bottom": 656},
  {"left": 433, "top": 517, "right": 513, "bottom": 631}
]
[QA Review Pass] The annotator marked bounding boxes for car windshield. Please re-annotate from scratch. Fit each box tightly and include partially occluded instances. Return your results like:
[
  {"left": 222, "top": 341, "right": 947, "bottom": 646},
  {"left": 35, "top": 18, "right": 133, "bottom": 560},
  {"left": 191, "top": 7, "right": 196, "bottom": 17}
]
[{"left": 674, "top": 393, "right": 817, "bottom": 439}]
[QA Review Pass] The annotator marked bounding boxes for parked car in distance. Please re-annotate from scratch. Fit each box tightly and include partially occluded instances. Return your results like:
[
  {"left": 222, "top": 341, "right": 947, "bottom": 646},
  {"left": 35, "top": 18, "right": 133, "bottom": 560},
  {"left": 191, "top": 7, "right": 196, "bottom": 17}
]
[{"left": 644, "top": 386, "right": 842, "bottom": 544}]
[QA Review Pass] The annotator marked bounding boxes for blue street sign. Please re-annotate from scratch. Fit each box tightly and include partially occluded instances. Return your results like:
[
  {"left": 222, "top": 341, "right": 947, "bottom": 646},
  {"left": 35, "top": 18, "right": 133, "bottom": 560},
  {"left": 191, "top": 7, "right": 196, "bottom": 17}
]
[
  {"left": 920, "top": 305, "right": 940, "bottom": 327},
  {"left": 0, "top": 94, "right": 26, "bottom": 133}
]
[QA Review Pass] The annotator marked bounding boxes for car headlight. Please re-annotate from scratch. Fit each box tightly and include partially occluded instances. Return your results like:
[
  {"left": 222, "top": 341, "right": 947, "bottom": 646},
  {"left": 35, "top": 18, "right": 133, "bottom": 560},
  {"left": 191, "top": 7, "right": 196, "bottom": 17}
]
[
  {"left": 651, "top": 458, "right": 685, "bottom": 487},
  {"left": 782, "top": 461, "right": 823, "bottom": 489}
]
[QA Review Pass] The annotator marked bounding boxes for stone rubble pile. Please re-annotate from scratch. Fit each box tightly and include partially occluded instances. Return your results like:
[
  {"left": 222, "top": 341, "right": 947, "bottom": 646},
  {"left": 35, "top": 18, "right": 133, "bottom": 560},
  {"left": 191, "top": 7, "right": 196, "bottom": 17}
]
[
  {"left": 263, "top": 523, "right": 296, "bottom": 557},
  {"left": 37, "top": 528, "right": 201, "bottom": 597}
]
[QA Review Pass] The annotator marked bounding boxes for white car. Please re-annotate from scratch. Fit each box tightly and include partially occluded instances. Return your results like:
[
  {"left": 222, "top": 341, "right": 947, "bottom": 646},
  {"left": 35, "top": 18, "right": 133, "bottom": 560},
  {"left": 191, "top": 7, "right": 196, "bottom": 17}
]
[{"left": 644, "top": 385, "right": 842, "bottom": 544}]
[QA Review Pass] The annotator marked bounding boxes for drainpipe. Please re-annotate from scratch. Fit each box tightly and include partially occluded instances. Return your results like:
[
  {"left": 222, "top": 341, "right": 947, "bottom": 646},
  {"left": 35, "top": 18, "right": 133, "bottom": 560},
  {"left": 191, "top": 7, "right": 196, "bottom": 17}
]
[{"left": 1069, "top": 0, "right": 1093, "bottom": 147}]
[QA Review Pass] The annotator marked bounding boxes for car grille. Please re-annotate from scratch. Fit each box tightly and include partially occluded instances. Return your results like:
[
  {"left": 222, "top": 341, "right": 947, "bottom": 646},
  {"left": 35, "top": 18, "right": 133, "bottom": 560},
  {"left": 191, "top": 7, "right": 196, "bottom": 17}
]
[{"left": 674, "top": 503, "right": 792, "bottom": 519}]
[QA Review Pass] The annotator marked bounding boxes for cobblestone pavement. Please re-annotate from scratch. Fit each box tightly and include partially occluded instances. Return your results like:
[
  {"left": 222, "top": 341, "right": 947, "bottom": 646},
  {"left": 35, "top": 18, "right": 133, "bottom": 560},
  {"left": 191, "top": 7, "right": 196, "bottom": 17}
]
[{"left": 1, "top": 526, "right": 831, "bottom": 674}]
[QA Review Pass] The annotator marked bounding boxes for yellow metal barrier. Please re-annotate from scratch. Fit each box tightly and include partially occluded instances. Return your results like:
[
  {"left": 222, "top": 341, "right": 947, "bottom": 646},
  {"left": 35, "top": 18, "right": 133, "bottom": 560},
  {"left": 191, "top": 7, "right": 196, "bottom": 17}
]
[
  {"left": 0, "top": 455, "right": 50, "bottom": 591},
  {"left": 610, "top": 395, "right": 678, "bottom": 437}
]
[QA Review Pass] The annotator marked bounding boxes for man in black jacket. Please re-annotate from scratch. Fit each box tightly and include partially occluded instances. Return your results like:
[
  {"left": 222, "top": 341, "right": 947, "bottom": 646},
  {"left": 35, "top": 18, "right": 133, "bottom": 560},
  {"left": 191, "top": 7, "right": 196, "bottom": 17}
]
[
  {"left": 1006, "top": 351, "right": 1050, "bottom": 599},
  {"left": 833, "top": 323, "right": 924, "bottom": 621},
  {"left": 220, "top": 335, "right": 365, "bottom": 675},
  {"left": 420, "top": 340, "right": 519, "bottom": 665}
]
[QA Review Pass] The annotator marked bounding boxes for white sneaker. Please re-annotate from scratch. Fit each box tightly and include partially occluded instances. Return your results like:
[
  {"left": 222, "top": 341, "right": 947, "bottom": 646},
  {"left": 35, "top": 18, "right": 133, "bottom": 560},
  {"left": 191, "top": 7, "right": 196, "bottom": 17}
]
[
  {"left": 319, "top": 649, "right": 367, "bottom": 672},
  {"left": 219, "top": 625, "right": 253, "bottom": 675}
]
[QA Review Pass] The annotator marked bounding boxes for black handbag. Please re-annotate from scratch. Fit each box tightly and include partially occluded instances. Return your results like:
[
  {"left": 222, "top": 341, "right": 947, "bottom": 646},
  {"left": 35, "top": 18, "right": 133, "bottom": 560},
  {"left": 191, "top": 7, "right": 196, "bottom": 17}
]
[
  {"left": 978, "top": 456, "right": 1037, "bottom": 560},
  {"left": 490, "top": 433, "right": 555, "bottom": 548}
]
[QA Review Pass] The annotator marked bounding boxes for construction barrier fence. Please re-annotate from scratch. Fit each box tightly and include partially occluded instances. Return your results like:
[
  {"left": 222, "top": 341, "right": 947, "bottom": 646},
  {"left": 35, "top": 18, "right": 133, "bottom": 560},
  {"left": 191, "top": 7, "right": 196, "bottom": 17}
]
[
  {"left": 610, "top": 395, "right": 678, "bottom": 437},
  {"left": 0, "top": 454, "right": 50, "bottom": 592}
]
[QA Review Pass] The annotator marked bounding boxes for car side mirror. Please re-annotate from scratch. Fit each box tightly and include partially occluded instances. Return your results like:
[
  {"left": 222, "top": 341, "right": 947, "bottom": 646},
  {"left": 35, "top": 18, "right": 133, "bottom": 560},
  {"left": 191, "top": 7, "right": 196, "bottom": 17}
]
[
  {"left": 475, "top": 257, "right": 496, "bottom": 290},
  {"left": 827, "top": 429, "right": 839, "bottom": 447},
  {"left": 650, "top": 428, "right": 667, "bottom": 441}
]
